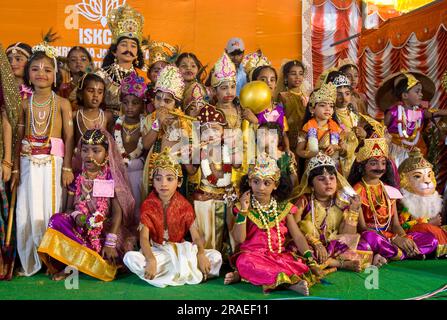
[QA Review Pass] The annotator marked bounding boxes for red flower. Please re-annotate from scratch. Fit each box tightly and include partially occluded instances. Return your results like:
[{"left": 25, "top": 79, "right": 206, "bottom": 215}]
[
  {"left": 207, "top": 174, "right": 218, "bottom": 185},
  {"left": 94, "top": 214, "right": 105, "bottom": 223},
  {"left": 115, "top": 124, "right": 122, "bottom": 130}
]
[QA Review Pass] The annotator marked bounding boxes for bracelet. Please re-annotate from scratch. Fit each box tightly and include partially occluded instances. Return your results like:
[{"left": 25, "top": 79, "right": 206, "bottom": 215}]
[
  {"left": 238, "top": 209, "right": 249, "bottom": 217},
  {"left": 343, "top": 210, "right": 359, "bottom": 226},
  {"left": 62, "top": 167, "right": 73, "bottom": 173},
  {"left": 235, "top": 213, "right": 247, "bottom": 224},
  {"left": 104, "top": 233, "right": 118, "bottom": 248},
  {"left": 12, "top": 170, "right": 19, "bottom": 174},
  {"left": 151, "top": 119, "right": 160, "bottom": 132},
  {"left": 303, "top": 250, "right": 313, "bottom": 260},
  {"left": 305, "top": 234, "right": 322, "bottom": 246},
  {"left": 2, "top": 160, "right": 13, "bottom": 169}
]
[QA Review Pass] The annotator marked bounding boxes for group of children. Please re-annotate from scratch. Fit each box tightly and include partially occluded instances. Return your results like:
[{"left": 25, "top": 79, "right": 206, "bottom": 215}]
[{"left": 0, "top": 3, "right": 446, "bottom": 296}]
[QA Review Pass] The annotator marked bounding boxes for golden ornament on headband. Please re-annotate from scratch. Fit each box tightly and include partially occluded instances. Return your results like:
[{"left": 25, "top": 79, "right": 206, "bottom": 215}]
[
  {"left": 32, "top": 29, "right": 59, "bottom": 60},
  {"left": 356, "top": 138, "right": 388, "bottom": 163},
  {"left": 242, "top": 50, "right": 271, "bottom": 80},
  {"left": 147, "top": 41, "right": 178, "bottom": 67},
  {"left": 398, "top": 148, "right": 432, "bottom": 174},
  {"left": 337, "top": 58, "right": 358, "bottom": 72},
  {"left": 6, "top": 42, "right": 31, "bottom": 58},
  {"left": 107, "top": 3, "right": 144, "bottom": 45},
  {"left": 81, "top": 129, "right": 107, "bottom": 146},
  {"left": 248, "top": 153, "right": 281, "bottom": 182},
  {"left": 359, "top": 113, "right": 386, "bottom": 138},
  {"left": 154, "top": 65, "right": 185, "bottom": 101},
  {"left": 211, "top": 52, "right": 236, "bottom": 87},
  {"left": 306, "top": 152, "right": 336, "bottom": 173},
  {"left": 394, "top": 70, "right": 420, "bottom": 91},
  {"left": 147, "top": 147, "right": 183, "bottom": 184},
  {"left": 309, "top": 82, "right": 337, "bottom": 106}
]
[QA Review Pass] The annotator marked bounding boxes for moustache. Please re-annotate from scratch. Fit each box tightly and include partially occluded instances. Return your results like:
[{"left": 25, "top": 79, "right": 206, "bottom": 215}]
[{"left": 121, "top": 51, "right": 135, "bottom": 57}]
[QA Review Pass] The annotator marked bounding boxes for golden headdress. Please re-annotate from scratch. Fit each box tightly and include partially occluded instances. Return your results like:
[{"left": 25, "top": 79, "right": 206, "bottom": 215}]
[
  {"left": 356, "top": 138, "right": 388, "bottom": 163},
  {"left": 148, "top": 41, "right": 178, "bottom": 67},
  {"left": 197, "top": 103, "right": 227, "bottom": 126},
  {"left": 309, "top": 82, "right": 337, "bottom": 106},
  {"left": 183, "top": 81, "right": 207, "bottom": 111},
  {"left": 107, "top": 3, "right": 144, "bottom": 44},
  {"left": 242, "top": 50, "right": 271, "bottom": 81},
  {"left": 211, "top": 52, "right": 236, "bottom": 87},
  {"left": 398, "top": 148, "right": 432, "bottom": 174},
  {"left": 248, "top": 153, "right": 281, "bottom": 183},
  {"left": 290, "top": 152, "right": 355, "bottom": 205},
  {"left": 147, "top": 147, "right": 183, "bottom": 185},
  {"left": 337, "top": 58, "right": 358, "bottom": 72},
  {"left": 154, "top": 65, "right": 185, "bottom": 101}
]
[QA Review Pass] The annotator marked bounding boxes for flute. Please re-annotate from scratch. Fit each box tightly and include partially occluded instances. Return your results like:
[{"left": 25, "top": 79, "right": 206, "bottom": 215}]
[{"left": 168, "top": 110, "right": 197, "bottom": 121}]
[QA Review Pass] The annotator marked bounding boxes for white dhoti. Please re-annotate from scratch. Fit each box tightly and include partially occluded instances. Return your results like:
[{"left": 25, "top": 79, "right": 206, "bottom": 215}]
[
  {"left": 123, "top": 242, "right": 222, "bottom": 288},
  {"left": 126, "top": 157, "right": 144, "bottom": 222},
  {"left": 194, "top": 199, "right": 227, "bottom": 250},
  {"left": 16, "top": 154, "right": 63, "bottom": 276}
]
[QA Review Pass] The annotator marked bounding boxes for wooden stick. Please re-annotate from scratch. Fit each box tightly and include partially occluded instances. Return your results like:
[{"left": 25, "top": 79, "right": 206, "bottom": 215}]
[{"left": 5, "top": 187, "right": 17, "bottom": 246}]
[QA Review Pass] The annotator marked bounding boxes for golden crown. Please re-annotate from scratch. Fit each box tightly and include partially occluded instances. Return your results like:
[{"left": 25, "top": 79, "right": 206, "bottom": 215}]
[
  {"left": 306, "top": 152, "right": 336, "bottom": 173},
  {"left": 248, "top": 153, "right": 281, "bottom": 182},
  {"left": 359, "top": 113, "right": 386, "bottom": 138},
  {"left": 154, "top": 65, "right": 185, "bottom": 101},
  {"left": 310, "top": 82, "right": 337, "bottom": 106},
  {"left": 337, "top": 58, "right": 358, "bottom": 71},
  {"left": 211, "top": 52, "right": 236, "bottom": 87},
  {"left": 356, "top": 138, "right": 388, "bottom": 163},
  {"left": 148, "top": 41, "right": 178, "bottom": 67},
  {"left": 398, "top": 148, "right": 432, "bottom": 174},
  {"left": 107, "top": 3, "right": 144, "bottom": 44},
  {"left": 148, "top": 147, "right": 183, "bottom": 182},
  {"left": 183, "top": 81, "right": 207, "bottom": 110},
  {"left": 394, "top": 70, "right": 420, "bottom": 91},
  {"left": 242, "top": 50, "right": 271, "bottom": 80}
]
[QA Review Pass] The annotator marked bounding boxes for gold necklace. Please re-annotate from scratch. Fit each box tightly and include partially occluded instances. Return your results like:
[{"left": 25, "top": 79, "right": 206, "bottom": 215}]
[{"left": 362, "top": 179, "right": 392, "bottom": 231}]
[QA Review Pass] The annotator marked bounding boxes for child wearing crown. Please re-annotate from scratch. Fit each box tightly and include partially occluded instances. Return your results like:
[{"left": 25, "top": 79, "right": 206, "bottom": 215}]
[
  {"left": 337, "top": 59, "right": 367, "bottom": 116},
  {"left": 115, "top": 72, "right": 147, "bottom": 222},
  {"left": 38, "top": 129, "right": 137, "bottom": 281},
  {"left": 296, "top": 82, "right": 347, "bottom": 170},
  {"left": 348, "top": 131, "right": 438, "bottom": 267},
  {"left": 398, "top": 149, "right": 447, "bottom": 257},
  {"left": 379, "top": 71, "right": 447, "bottom": 168},
  {"left": 13, "top": 33, "right": 75, "bottom": 276},
  {"left": 97, "top": 4, "right": 148, "bottom": 117},
  {"left": 123, "top": 148, "right": 222, "bottom": 287},
  {"left": 331, "top": 72, "right": 367, "bottom": 177},
  {"left": 291, "top": 153, "right": 372, "bottom": 273},
  {"left": 225, "top": 153, "right": 316, "bottom": 296},
  {"left": 191, "top": 104, "right": 237, "bottom": 257},
  {"left": 142, "top": 66, "right": 193, "bottom": 198}
]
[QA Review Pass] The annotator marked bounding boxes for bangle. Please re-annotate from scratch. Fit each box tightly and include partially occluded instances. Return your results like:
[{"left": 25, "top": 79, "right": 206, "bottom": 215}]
[
  {"left": 343, "top": 210, "right": 359, "bottom": 226},
  {"left": 62, "top": 167, "right": 73, "bottom": 173},
  {"left": 305, "top": 234, "right": 322, "bottom": 246},
  {"left": 238, "top": 209, "right": 248, "bottom": 217},
  {"left": 2, "top": 160, "right": 13, "bottom": 169},
  {"left": 235, "top": 213, "right": 247, "bottom": 224},
  {"left": 303, "top": 250, "right": 313, "bottom": 260},
  {"left": 12, "top": 170, "right": 19, "bottom": 174}
]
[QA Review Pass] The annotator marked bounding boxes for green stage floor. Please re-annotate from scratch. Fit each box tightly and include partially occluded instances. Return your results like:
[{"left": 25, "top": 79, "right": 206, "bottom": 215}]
[{"left": 1, "top": 259, "right": 446, "bottom": 300}]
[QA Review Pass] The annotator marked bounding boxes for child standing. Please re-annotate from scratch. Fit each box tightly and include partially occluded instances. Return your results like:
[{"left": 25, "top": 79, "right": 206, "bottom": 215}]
[
  {"left": 13, "top": 33, "right": 75, "bottom": 276},
  {"left": 38, "top": 129, "right": 136, "bottom": 281},
  {"left": 123, "top": 148, "right": 222, "bottom": 287},
  {"left": 115, "top": 72, "right": 147, "bottom": 222}
]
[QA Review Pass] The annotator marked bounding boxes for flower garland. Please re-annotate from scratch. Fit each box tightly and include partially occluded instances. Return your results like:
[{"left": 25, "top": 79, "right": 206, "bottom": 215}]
[
  {"left": 397, "top": 105, "right": 422, "bottom": 146},
  {"left": 114, "top": 115, "right": 145, "bottom": 165},
  {"left": 73, "top": 167, "right": 111, "bottom": 252},
  {"left": 200, "top": 144, "right": 232, "bottom": 187},
  {"left": 306, "top": 118, "right": 340, "bottom": 152},
  {"left": 251, "top": 196, "right": 281, "bottom": 253}
]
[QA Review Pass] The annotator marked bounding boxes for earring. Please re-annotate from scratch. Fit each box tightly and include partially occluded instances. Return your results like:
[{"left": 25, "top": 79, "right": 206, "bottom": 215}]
[
  {"left": 28, "top": 79, "right": 32, "bottom": 86},
  {"left": 135, "top": 59, "right": 139, "bottom": 66},
  {"left": 114, "top": 57, "right": 118, "bottom": 64}
]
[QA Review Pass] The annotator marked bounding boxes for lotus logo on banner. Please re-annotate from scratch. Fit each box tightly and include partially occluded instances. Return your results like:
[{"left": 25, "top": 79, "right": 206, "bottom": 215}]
[{"left": 76, "top": 0, "right": 126, "bottom": 27}]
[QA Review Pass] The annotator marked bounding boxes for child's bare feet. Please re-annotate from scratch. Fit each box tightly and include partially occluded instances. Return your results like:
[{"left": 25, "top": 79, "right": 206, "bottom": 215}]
[
  {"left": 289, "top": 280, "right": 309, "bottom": 296},
  {"left": 224, "top": 271, "right": 241, "bottom": 285},
  {"left": 51, "top": 271, "right": 69, "bottom": 281},
  {"left": 373, "top": 254, "right": 387, "bottom": 268}
]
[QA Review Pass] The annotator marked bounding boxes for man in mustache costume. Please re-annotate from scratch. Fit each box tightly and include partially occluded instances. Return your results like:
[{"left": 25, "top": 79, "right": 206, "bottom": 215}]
[
  {"left": 96, "top": 3, "right": 149, "bottom": 117},
  {"left": 348, "top": 123, "right": 438, "bottom": 267}
]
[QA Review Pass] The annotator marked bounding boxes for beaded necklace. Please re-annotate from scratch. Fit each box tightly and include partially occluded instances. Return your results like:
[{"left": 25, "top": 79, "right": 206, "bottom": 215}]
[
  {"left": 251, "top": 196, "right": 282, "bottom": 254},
  {"left": 361, "top": 178, "right": 392, "bottom": 233}
]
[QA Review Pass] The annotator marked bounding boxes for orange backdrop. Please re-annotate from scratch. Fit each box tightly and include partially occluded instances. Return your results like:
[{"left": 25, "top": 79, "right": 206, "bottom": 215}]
[{"left": 0, "top": 0, "right": 302, "bottom": 72}]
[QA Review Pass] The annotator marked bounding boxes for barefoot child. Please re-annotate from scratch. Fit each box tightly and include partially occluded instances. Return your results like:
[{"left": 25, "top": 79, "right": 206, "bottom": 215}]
[
  {"left": 123, "top": 148, "right": 222, "bottom": 287},
  {"left": 226, "top": 153, "right": 316, "bottom": 295},
  {"left": 38, "top": 129, "right": 136, "bottom": 281},
  {"left": 13, "top": 33, "right": 75, "bottom": 276}
]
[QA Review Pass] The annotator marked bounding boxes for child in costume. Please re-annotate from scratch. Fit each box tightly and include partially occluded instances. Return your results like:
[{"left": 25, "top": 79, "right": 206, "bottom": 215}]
[
  {"left": 331, "top": 72, "right": 367, "bottom": 177},
  {"left": 379, "top": 70, "right": 447, "bottom": 167},
  {"left": 349, "top": 128, "right": 438, "bottom": 267},
  {"left": 291, "top": 153, "right": 372, "bottom": 273},
  {"left": 278, "top": 60, "right": 308, "bottom": 155},
  {"left": 6, "top": 42, "right": 33, "bottom": 100},
  {"left": 398, "top": 149, "right": 447, "bottom": 257},
  {"left": 296, "top": 82, "right": 346, "bottom": 169},
  {"left": 123, "top": 148, "right": 222, "bottom": 287},
  {"left": 226, "top": 153, "right": 316, "bottom": 296},
  {"left": 115, "top": 72, "right": 147, "bottom": 222},
  {"left": 257, "top": 122, "right": 298, "bottom": 187},
  {"left": 38, "top": 129, "right": 136, "bottom": 281},
  {"left": 337, "top": 59, "right": 367, "bottom": 116},
  {"left": 14, "top": 32, "right": 75, "bottom": 276},
  {"left": 74, "top": 73, "right": 114, "bottom": 144}
]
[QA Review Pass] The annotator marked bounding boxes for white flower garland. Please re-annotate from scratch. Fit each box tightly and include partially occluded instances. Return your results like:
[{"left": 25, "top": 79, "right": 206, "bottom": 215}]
[
  {"left": 114, "top": 115, "right": 145, "bottom": 165},
  {"left": 201, "top": 144, "right": 232, "bottom": 187},
  {"left": 397, "top": 105, "right": 421, "bottom": 146}
]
